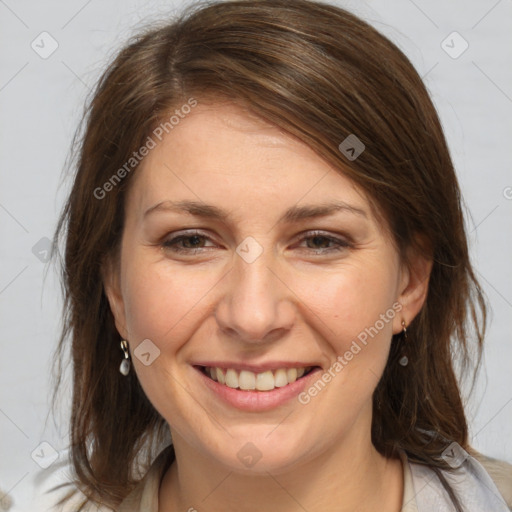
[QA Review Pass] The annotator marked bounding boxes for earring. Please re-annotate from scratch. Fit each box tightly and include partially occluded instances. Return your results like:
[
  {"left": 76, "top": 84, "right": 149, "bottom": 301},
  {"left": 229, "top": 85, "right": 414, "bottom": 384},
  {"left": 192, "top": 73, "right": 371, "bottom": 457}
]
[
  {"left": 119, "top": 340, "right": 131, "bottom": 376},
  {"left": 398, "top": 320, "right": 409, "bottom": 367}
]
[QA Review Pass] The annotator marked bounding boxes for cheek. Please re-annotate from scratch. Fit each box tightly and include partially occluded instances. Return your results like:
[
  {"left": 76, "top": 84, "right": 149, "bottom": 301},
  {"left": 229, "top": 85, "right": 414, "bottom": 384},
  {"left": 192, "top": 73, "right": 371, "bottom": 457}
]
[
  {"left": 293, "top": 260, "right": 399, "bottom": 378},
  {"left": 120, "top": 252, "right": 224, "bottom": 356},
  {"left": 119, "top": 255, "right": 220, "bottom": 419},
  {"left": 291, "top": 268, "right": 399, "bottom": 418}
]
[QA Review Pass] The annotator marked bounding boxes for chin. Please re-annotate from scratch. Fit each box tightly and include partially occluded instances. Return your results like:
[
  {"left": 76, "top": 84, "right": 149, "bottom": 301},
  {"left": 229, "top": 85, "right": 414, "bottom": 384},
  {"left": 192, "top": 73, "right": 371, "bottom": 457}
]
[{"left": 204, "top": 426, "right": 320, "bottom": 476}]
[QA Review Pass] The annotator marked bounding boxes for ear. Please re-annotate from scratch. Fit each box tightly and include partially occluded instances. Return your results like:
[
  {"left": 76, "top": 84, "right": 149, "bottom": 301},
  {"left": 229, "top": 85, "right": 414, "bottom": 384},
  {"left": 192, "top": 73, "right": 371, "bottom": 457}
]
[
  {"left": 393, "top": 236, "right": 433, "bottom": 335},
  {"left": 102, "top": 254, "right": 129, "bottom": 340}
]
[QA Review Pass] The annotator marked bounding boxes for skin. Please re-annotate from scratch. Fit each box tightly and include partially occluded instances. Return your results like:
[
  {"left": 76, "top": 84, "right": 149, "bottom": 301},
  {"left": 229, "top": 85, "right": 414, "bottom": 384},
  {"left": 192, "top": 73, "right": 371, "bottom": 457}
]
[{"left": 104, "top": 102, "right": 432, "bottom": 511}]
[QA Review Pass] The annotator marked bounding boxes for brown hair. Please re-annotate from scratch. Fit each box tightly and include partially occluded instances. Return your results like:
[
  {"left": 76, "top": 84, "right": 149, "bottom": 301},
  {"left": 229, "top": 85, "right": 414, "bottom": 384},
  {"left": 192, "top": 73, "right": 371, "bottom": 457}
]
[{"left": 53, "top": 0, "right": 485, "bottom": 509}]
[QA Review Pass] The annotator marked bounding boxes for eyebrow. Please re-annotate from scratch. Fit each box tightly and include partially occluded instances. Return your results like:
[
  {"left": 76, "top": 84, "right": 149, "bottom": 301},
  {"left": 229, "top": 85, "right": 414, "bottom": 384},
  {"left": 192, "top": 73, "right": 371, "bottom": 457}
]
[{"left": 143, "top": 199, "right": 368, "bottom": 223}]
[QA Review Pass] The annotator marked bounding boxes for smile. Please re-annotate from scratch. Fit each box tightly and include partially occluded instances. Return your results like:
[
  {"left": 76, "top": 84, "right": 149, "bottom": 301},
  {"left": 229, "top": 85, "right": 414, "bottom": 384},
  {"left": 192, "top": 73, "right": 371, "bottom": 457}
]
[{"left": 200, "top": 366, "right": 315, "bottom": 391}]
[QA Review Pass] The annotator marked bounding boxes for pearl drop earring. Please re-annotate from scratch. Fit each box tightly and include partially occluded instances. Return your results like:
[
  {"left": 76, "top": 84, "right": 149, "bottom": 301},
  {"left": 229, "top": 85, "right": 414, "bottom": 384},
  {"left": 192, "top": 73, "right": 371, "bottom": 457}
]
[
  {"left": 398, "top": 320, "right": 409, "bottom": 367},
  {"left": 119, "top": 340, "right": 131, "bottom": 376}
]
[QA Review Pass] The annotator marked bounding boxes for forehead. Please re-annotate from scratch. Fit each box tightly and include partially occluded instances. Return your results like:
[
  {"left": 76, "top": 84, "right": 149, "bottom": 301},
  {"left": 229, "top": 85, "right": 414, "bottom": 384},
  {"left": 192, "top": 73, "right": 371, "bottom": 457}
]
[{"left": 126, "top": 102, "right": 373, "bottom": 222}]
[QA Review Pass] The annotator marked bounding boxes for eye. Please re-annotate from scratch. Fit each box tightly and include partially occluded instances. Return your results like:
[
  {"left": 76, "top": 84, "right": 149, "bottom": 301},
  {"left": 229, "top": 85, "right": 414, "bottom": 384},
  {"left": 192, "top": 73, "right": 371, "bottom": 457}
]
[
  {"left": 161, "top": 230, "right": 217, "bottom": 253},
  {"left": 160, "top": 229, "right": 351, "bottom": 256},
  {"left": 295, "top": 231, "right": 351, "bottom": 253}
]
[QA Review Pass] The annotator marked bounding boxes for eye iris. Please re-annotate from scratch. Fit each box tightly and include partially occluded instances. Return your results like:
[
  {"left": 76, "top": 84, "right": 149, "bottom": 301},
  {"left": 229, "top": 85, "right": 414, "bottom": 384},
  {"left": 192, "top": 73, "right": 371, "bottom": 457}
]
[
  {"left": 309, "top": 235, "right": 330, "bottom": 249},
  {"left": 184, "top": 235, "right": 203, "bottom": 248}
]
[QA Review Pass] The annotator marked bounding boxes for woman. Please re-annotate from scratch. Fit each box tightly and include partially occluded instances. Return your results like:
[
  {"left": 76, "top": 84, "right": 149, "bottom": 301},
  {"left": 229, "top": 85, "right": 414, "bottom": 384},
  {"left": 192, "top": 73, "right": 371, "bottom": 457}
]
[{"left": 49, "top": 0, "right": 512, "bottom": 510}]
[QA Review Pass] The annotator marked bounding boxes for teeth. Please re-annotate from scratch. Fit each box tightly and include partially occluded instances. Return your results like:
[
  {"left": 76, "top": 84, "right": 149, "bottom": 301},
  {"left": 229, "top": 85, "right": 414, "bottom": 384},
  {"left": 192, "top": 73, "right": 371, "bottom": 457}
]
[
  {"left": 274, "top": 369, "right": 288, "bottom": 387},
  {"left": 287, "top": 368, "right": 297, "bottom": 383},
  {"left": 225, "top": 369, "right": 238, "bottom": 389},
  {"left": 239, "top": 370, "right": 256, "bottom": 390},
  {"left": 204, "top": 366, "right": 312, "bottom": 391},
  {"left": 256, "top": 370, "right": 274, "bottom": 391}
]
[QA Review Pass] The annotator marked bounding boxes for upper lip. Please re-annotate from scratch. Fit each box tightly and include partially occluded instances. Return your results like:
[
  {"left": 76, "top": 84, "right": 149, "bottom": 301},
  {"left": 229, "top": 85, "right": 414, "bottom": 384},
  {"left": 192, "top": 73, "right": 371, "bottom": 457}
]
[{"left": 193, "top": 361, "right": 320, "bottom": 373}]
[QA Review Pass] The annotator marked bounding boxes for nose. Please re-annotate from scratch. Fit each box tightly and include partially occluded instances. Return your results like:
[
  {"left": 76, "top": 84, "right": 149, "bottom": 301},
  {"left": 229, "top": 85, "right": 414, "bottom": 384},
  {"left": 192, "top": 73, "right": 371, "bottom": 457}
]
[{"left": 215, "top": 249, "right": 296, "bottom": 345}]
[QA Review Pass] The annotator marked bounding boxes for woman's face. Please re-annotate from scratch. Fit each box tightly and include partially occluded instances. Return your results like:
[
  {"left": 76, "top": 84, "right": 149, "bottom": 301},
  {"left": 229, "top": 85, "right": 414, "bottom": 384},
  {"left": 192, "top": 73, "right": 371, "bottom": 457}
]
[{"left": 105, "top": 102, "right": 429, "bottom": 473}]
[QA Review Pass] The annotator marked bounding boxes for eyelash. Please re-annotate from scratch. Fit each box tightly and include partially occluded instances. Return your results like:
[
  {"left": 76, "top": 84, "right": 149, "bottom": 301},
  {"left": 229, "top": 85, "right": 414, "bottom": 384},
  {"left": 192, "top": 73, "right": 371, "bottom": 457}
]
[{"left": 161, "top": 230, "right": 351, "bottom": 255}]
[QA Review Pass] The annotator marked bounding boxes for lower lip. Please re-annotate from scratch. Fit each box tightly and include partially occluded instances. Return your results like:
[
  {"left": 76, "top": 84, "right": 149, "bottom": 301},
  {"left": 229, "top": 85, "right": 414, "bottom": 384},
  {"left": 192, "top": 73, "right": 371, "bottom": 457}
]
[{"left": 194, "top": 366, "right": 323, "bottom": 412}]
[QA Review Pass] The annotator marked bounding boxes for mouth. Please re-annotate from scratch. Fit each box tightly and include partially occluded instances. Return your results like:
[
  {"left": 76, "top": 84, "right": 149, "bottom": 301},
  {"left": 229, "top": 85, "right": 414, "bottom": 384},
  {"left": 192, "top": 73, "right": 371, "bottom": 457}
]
[
  {"left": 192, "top": 362, "right": 323, "bottom": 411},
  {"left": 195, "top": 365, "right": 318, "bottom": 391}
]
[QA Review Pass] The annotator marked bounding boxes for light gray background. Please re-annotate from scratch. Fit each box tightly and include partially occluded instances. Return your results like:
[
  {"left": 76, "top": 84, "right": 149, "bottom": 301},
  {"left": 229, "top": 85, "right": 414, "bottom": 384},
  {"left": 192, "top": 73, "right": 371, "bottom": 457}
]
[{"left": 1, "top": 0, "right": 511, "bottom": 510}]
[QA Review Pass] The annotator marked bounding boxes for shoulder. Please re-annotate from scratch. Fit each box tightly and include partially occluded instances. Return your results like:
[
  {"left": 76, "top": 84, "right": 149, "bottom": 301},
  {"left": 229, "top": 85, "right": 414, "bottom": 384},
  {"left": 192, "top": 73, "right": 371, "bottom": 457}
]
[
  {"left": 27, "top": 449, "right": 113, "bottom": 512},
  {"left": 472, "top": 451, "right": 512, "bottom": 509},
  {"left": 404, "top": 448, "right": 512, "bottom": 511},
  {"left": 118, "top": 444, "right": 175, "bottom": 512},
  {"left": 27, "top": 445, "right": 174, "bottom": 512}
]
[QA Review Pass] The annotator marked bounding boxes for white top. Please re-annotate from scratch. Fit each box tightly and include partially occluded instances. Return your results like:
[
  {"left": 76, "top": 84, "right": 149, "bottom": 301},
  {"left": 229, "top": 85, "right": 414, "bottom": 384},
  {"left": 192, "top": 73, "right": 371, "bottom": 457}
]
[
  {"left": 399, "top": 449, "right": 512, "bottom": 511},
  {"left": 20, "top": 445, "right": 512, "bottom": 511}
]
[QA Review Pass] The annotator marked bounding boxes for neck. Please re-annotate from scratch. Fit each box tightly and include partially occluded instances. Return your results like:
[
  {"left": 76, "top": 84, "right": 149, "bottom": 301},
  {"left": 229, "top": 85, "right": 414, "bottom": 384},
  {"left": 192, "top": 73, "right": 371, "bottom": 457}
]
[{"left": 159, "top": 432, "right": 403, "bottom": 512}]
